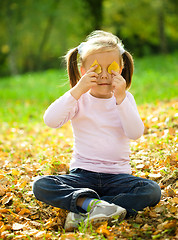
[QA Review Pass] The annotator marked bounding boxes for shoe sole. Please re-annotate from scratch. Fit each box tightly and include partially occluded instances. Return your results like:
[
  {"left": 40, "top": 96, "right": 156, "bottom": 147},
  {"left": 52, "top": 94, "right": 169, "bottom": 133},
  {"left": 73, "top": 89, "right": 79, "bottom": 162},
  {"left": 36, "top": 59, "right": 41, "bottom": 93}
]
[
  {"left": 85, "top": 209, "right": 126, "bottom": 226},
  {"left": 64, "top": 214, "right": 86, "bottom": 231}
]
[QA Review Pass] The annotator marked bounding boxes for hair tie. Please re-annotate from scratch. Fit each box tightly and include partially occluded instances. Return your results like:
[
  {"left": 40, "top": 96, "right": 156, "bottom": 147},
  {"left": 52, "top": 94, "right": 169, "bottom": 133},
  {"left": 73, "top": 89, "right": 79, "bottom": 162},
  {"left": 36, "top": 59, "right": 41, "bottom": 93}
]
[
  {"left": 78, "top": 42, "right": 125, "bottom": 55},
  {"left": 117, "top": 43, "right": 125, "bottom": 55},
  {"left": 78, "top": 42, "right": 85, "bottom": 55}
]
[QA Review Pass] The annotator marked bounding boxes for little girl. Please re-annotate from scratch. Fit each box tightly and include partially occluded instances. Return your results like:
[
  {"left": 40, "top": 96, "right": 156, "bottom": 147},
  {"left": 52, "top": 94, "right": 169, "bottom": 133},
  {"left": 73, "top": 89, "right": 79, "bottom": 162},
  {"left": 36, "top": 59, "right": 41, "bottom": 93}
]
[{"left": 33, "top": 30, "right": 161, "bottom": 230}]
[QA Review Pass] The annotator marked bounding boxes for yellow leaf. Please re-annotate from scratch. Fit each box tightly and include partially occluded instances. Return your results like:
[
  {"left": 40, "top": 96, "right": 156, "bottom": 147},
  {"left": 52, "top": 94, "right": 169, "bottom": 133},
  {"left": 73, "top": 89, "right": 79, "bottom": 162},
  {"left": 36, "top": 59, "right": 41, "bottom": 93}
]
[
  {"left": 11, "top": 169, "right": 20, "bottom": 176},
  {"left": 96, "top": 222, "right": 111, "bottom": 237},
  {"left": 169, "top": 206, "right": 177, "bottom": 213},
  {"left": 60, "top": 233, "right": 77, "bottom": 240},
  {"left": 171, "top": 197, "right": 178, "bottom": 204},
  {"left": 18, "top": 180, "right": 27, "bottom": 189},
  {"left": 19, "top": 208, "right": 31, "bottom": 216},
  {"left": 108, "top": 61, "right": 120, "bottom": 74},
  {"left": 163, "top": 220, "right": 177, "bottom": 229},
  {"left": 149, "top": 211, "right": 159, "bottom": 218},
  {"left": 90, "top": 59, "right": 102, "bottom": 74}
]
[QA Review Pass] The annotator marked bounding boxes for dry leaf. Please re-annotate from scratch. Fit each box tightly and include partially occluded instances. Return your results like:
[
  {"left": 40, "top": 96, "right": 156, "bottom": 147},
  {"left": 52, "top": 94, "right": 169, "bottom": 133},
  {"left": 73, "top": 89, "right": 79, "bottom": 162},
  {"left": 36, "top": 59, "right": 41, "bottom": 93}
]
[
  {"left": 171, "top": 197, "right": 178, "bottom": 204},
  {"left": 108, "top": 61, "right": 120, "bottom": 74},
  {"left": 96, "top": 222, "right": 111, "bottom": 237},
  {"left": 12, "top": 222, "right": 26, "bottom": 231},
  {"left": 149, "top": 211, "right": 159, "bottom": 218},
  {"left": 18, "top": 208, "right": 31, "bottom": 216},
  {"left": 1, "top": 193, "right": 13, "bottom": 205},
  {"left": 0, "top": 186, "right": 6, "bottom": 196},
  {"left": 11, "top": 169, "right": 20, "bottom": 176},
  {"left": 166, "top": 186, "right": 176, "bottom": 197},
  {"left": 148, "top": 173, "right": 162, "bottom": 180},
  {"left": 90, "top": 59, "right": 102, "bottom": 74}
]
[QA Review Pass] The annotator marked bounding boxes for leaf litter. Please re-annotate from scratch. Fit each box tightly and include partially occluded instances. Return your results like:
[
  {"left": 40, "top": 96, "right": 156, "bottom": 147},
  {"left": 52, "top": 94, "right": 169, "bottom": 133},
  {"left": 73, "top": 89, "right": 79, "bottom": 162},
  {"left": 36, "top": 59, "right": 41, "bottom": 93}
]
[{"left": 0, "top": 100, "right": 177, "bottom": 239}]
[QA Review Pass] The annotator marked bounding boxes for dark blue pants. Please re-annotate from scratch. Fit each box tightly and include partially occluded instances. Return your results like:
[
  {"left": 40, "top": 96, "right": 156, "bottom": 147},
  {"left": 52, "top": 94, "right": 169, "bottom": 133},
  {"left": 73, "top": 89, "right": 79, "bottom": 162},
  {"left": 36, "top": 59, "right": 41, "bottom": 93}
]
[{"left": 33, "top": 168, "right": 161, "bottom": 216}]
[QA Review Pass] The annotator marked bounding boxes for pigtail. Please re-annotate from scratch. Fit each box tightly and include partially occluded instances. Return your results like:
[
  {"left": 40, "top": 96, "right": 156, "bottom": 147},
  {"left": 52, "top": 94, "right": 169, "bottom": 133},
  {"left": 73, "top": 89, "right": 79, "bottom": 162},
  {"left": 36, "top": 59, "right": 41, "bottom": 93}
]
[
  {"left": 66, "top": 47, "right": 81, "bottom": 88},
  {"left": 121, "top": 51, "right": 134, "bottom": 89}
]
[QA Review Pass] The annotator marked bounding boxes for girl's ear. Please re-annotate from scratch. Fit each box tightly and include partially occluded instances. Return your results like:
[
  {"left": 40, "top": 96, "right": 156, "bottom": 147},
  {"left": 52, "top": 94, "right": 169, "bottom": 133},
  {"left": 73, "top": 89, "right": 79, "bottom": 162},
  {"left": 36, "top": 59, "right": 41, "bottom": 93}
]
[{"left": 80, "top": 66, "right": 86, "bottom": 76}]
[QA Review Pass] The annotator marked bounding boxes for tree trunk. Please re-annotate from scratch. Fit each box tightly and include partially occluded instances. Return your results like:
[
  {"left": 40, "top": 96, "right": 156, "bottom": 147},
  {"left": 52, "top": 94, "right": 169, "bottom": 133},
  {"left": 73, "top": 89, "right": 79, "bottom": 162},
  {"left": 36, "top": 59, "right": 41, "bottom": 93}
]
[
  {"left": 158, "top": 1, "right": 167, "bottom": 53},
  {"left": 85, "top": 0, "right": 103, "bottom": 30},
  {"left": 5, "top": 0, "right": 18, "bottom": 75},
  {"left": 37, "top": 0, "right": 61, "bottom": 70}
]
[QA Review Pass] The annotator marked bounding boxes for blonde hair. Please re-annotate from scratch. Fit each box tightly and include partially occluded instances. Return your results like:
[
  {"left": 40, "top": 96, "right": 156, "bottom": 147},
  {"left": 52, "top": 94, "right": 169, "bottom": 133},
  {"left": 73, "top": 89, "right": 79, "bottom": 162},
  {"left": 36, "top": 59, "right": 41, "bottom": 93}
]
[{"left": 65, "top": 30, "right": 134, "bottom": 89}]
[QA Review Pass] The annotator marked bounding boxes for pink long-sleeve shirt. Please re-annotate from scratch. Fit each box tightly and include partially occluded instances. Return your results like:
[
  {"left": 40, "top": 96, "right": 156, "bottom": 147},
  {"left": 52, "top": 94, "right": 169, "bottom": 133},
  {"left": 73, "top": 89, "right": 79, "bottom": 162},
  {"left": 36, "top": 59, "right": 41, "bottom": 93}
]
[{"left": 44, "top": 91, "right": 144, "bottom": 174}]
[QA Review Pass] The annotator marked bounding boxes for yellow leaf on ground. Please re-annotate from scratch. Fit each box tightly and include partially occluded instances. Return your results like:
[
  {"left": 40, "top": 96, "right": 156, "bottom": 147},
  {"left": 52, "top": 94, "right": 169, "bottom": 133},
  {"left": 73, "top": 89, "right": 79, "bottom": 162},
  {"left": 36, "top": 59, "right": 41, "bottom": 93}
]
[
  {"left": 171, "top": 197, "right": 178, "bottom": 204},
  {"left": 96, "top": 222, "right": 111, "bottom": 237},
  {"left": 11, "top": 169, "right": 20, "bottom": 176},
  {"left": 149, "top": 211, "right": 159, "bottom": 218},
  {"left": 18, "top": 208, "right": 31, "bottom": 216}
]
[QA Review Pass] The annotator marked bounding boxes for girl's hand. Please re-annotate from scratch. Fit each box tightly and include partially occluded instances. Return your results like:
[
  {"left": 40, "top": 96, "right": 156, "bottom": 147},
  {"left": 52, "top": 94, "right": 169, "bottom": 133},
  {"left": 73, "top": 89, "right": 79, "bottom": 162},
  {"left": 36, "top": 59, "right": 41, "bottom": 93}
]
[
  {"left": 70, "top": 65, "right": 98, "bottom": 100},
  {"left": 112, "top": 70, "right": 126, "bottom": 105}
]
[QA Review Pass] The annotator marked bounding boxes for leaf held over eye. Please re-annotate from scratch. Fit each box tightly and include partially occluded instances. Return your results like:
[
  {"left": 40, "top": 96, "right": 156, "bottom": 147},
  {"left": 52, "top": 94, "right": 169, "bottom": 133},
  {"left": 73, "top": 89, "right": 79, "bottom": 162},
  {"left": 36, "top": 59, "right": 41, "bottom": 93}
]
[
  {"left": 108, "top": 61, "right": 120, "bottom": 74},
  {"left": 90, "top": 60, "right": 102, "bottom": 74}
]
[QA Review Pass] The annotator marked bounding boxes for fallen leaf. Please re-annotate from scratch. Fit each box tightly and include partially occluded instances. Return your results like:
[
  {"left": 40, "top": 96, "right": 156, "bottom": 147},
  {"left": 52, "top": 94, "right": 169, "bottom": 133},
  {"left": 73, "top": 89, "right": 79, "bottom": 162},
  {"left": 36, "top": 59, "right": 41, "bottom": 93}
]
[
  {"left": 96, "top": 222, "right": 111, "bottom": 237},
  {"left": 0, "top": 186, "right": 6, "bottom": 196},
  {"left": 12, "top": 222, "right": 26, "bottom": 231},
  {"left": 166, "top": 186, "right": 176, "bottom": 197},
  {"left": 1, "top": 193, "right": 13, "bottom": 205},
  {"left": 148, "top": 173, "right": 162, "bottom": 180},
  {"left": 171, "top": 197, "right": 178, "bottom": 204},
  {"left": 18, "top": 208, "right": 31, "bottom": 216},
  {"left": 11, "top": 169, "right": 20, "bottom": 176}
]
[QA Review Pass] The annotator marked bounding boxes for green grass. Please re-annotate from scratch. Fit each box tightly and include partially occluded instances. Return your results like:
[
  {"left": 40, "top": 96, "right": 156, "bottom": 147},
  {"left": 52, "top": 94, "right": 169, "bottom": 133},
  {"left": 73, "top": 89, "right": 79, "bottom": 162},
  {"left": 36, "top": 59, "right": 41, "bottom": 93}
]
[
  {"left": 0, "top": 53, "right": 177, "bottom": 124},
  {"left": 0, "top": 69, "right": 70, "bottom": 124},
  {"left": 131, "top": 53, "right": 178, "bottom": 104}
]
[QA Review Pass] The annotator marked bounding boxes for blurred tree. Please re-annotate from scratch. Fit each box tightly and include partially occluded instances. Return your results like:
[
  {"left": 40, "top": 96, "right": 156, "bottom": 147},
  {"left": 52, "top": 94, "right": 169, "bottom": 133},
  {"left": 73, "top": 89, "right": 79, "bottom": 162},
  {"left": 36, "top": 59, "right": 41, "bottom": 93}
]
[
  {"left": 1, "top": 0, "right": 22, "bottom": 75},
  {"left": 103, "top": 0, "right": 178, "bottom": 56}
]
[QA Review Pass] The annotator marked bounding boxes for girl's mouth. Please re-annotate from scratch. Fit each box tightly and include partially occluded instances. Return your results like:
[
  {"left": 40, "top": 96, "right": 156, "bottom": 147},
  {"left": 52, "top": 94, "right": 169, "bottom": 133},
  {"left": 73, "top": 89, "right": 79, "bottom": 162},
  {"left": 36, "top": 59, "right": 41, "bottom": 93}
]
[{"left": 98, "top": 83, "right": 111, "bottom": 85}]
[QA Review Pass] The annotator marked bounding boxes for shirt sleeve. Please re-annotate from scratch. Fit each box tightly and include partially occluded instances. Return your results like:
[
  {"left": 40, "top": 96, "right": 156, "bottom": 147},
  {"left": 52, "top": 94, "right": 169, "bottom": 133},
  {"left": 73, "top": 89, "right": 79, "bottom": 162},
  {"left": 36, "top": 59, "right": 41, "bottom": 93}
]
[
  {"left": 43, "top": 90, "right": 78, "bottom": 128},
  {"left": 116, "top": 92, "right": 144, "bottom": 140}
]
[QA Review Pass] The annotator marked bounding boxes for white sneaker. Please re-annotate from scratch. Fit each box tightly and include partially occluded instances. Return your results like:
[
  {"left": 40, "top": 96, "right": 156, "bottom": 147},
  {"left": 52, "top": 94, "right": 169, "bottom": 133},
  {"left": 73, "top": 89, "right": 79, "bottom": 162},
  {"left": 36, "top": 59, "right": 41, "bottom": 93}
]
[
  {"left": 64, "top": 201, "right": 126, "bottom": 230},
  {"left": 85, "top": 201, "right": 126, "bottom": 224},
  {"left": 64, "top": 212, "right": 86, "bottom": 231}
]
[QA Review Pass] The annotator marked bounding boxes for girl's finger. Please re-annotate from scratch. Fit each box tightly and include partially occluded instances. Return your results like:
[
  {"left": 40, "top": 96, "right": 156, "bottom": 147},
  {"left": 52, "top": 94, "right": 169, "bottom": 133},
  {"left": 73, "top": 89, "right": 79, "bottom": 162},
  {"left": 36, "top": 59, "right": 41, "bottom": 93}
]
[
  {"left": 88, "top": 72, "right": 98, "bottom": 78},
  {"left": 88, "top": 65, "right": 99, "bottom": 73},
  {"left": 91, "top": 77, "right": 98, "bottom": 82},
  {"left": 111, "top": 70, "right": 120, "bottom": 76}
]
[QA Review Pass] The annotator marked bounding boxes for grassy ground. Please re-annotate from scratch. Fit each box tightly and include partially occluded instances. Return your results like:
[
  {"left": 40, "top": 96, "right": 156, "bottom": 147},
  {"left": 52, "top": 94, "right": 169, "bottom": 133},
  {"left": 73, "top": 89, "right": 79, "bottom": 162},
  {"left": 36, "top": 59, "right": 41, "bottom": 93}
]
[{"left": 0, "top": 52, "right": 177, "bottom": 124}]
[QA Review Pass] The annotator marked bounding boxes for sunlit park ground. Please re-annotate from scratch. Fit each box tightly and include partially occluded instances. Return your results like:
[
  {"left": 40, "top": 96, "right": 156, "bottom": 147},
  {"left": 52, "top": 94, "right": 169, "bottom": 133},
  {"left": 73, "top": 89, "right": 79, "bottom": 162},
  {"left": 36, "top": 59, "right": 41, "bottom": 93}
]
[{"left": 0, "top": 53, "right": 177, "bottom": 239}]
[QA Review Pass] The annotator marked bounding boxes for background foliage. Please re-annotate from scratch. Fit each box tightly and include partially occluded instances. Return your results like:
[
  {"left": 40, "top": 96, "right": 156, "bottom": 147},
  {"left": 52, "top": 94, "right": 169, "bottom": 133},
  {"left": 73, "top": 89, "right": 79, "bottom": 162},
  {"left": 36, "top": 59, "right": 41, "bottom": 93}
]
[{"left": 0, "top": 0, "right": 178, "bottom": 76}]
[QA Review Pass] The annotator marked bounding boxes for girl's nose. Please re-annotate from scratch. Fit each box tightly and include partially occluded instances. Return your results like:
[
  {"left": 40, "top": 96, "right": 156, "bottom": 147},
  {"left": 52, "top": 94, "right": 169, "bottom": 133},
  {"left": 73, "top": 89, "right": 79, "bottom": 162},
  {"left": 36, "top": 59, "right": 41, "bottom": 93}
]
[{"left": 100, "top": 69, "right": 108, "bottom": 79}]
